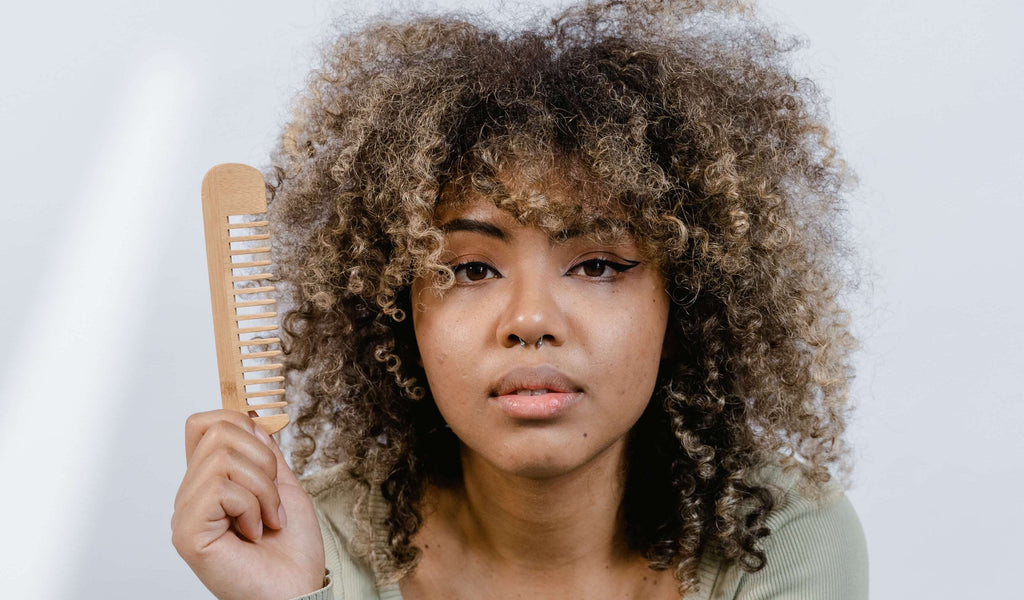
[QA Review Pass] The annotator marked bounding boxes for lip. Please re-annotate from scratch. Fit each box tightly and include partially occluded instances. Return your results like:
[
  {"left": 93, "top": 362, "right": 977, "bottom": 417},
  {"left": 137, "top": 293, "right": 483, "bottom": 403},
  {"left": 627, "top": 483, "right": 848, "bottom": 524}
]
[
  {"left": 492, "top": 391, "right": 583, "bottom": 419},
  {"left": 490, "top": 365, "right": 583, "bottom": 419}
]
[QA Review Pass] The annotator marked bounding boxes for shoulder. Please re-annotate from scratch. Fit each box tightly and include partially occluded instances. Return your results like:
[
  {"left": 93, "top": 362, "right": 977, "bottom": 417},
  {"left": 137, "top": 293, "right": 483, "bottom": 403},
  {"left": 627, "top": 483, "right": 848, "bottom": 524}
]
[
  {"left": 300, "top": 464, "right": 396, "bottom": 599},
  {"left": 704, "top": 460, "right": 869, "bottom": 600}
]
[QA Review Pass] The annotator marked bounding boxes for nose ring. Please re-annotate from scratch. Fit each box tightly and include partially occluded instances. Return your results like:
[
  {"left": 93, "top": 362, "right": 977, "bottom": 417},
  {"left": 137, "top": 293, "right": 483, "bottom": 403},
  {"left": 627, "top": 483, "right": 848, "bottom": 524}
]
[{"left": 516, "top": 335, "right": 545, "bottom": 348}]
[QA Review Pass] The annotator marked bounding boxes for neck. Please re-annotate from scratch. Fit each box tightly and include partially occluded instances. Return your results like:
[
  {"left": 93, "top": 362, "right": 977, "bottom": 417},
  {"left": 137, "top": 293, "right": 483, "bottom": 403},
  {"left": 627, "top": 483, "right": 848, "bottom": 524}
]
[{"left": 439, "top": 438, "right": 632, "bottom": 572}]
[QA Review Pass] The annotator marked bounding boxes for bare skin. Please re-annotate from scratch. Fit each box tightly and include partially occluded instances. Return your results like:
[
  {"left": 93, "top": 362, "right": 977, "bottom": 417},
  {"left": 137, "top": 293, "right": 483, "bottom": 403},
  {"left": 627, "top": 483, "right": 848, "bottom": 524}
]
[
  {"left": 401, "top": 442, "right": 681, "bottom": 600},
  {"left": 403, "top": 191, "right": 679, "bottom": 599},
  {"left": 171, "top": 409, "right": 325, "bottom": 600},
  {"left": 173, "top": 178, "right": 680, "bottom": 599}
]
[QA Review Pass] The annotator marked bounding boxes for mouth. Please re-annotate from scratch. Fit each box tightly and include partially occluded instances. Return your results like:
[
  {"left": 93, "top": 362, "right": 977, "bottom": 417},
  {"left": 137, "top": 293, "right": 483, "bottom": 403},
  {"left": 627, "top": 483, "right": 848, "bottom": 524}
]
[
  {"left": 491, "top": 391, "right": 583, "bottom": 419},
  {"left": 491, "top": 364, "right": 581, "bottom": 396},
  {"left": 511, "top": 388, "right": 558, "bottom": 396},
  {"left": 490, "top": 365, "right": 583, "bottom": 419}
]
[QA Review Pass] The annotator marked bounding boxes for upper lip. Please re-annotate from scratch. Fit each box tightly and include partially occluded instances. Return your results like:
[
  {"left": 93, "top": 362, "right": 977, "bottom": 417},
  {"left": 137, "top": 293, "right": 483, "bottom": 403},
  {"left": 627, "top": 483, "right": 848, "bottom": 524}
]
[{"left": 492, "top": 365, "right": 582, "bottom": 396}]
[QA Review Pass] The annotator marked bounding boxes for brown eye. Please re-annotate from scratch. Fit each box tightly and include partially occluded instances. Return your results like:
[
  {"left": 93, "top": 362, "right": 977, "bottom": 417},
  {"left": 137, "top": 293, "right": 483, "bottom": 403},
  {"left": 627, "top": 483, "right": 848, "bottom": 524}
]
[
  {"left": 453, "top": 261, "right": 499, "bottom": 283},
  {"left": 581, "top": 259, "right": 609, "bottom": 278},
  {"left": 465, "top": 263, "right": 489, "bottom": 280},
  {"left": 567, "top": 257, "right": 641, "bottom": 279}
]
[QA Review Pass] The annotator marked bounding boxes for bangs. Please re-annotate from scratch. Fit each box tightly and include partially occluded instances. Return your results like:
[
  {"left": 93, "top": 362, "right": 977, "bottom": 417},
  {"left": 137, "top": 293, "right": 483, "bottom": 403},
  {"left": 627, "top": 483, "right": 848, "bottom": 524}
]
[{"left": 432, "top": 138, "right": 660, "bottom": 260}]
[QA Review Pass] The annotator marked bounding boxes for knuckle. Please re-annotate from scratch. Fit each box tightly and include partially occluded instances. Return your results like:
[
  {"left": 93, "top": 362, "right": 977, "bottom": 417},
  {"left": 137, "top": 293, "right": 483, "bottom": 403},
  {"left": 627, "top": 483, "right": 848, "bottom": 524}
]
[
  {"left": 258, "top": 474, "right": 280, "bottom": 502},
  {"left": 213, "top": 476, "right": 234, "bottom": 498},
  {"left": 204, "top": 420, "right": 232, "bottom": 443},
  {"left": 184, "top": 415, "right": 201, "bottom": 443},
  {"left": 210, "top": 444, "right": 238, "bottom": 464},
  {"left": 186, "top": 409, "right": 219, "bottom": 433},
  {"left": 257, "top": 446, "right": 278, "bottom": 476},
  {"left": 238, "top": 495, "right": 260, "bottom": 522}
]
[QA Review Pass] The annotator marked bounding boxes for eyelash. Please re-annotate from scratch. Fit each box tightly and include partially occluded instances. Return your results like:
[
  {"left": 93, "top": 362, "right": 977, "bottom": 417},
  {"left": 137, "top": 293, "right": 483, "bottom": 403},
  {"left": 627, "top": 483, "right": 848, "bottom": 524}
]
[{"left": 450, "top": 257, "right": 640, "bottom": 283}]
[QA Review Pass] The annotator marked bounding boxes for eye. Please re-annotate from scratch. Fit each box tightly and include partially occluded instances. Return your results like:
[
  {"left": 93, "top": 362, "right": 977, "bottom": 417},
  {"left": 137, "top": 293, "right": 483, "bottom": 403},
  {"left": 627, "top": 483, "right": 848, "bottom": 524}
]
[
  {"left": 567, "top": 257, "right": 641, "bottom": 279},
  {"left": 452, "top": 261, "right": 500, "bottom": 283}
]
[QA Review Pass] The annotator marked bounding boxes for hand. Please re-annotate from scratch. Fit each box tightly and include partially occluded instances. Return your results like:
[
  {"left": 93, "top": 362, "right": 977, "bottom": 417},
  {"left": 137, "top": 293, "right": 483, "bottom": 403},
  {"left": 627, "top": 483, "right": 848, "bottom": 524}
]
[{"left": 172, "top": 409, "right": 326, "bottom": 600}]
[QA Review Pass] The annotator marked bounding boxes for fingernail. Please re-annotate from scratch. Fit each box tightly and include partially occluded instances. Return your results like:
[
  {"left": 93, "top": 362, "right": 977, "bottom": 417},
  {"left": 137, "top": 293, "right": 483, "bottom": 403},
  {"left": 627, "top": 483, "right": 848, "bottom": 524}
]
[
  {"left": 278, "top": 504, "right": 288, "bottom": 528},
  {"left": 256, "top": 520, "right": 263, "bottom": 540}
]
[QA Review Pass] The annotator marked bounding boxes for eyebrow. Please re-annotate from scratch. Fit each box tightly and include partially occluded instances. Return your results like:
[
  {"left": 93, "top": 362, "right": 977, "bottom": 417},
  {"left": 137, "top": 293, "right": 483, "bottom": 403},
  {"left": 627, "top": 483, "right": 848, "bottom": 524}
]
[
  {"left": 438, "top": 218, "right": 587, "bottom": 244},
  {"left": 438, "top": 218, "right": 509, "bottom": 241}
]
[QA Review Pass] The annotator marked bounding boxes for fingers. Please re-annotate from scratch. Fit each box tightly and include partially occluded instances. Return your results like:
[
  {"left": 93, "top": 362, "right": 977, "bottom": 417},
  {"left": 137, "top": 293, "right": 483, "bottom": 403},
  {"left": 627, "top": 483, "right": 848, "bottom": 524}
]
[
  {"left": 172, "top": 409, "right": 326, "bottom": 599},
  {"left": 172, "top": 477, "right": 266, "bottom": 561},
  {"left": 176, "top": 410, "right": 286, "bottom": 535},
  {"left": 209, "top": 478, "right": 267, "bottom": 541},
  {"left": 185, "top": 409, "right": 265, "bottom": 463}
]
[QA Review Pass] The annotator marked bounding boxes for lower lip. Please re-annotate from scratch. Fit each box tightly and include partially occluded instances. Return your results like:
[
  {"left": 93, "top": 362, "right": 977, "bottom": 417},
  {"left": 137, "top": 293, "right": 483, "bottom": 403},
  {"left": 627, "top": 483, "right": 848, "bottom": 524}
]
[{"left": 492, "top": 392, "right": 583, "bottom": 419}]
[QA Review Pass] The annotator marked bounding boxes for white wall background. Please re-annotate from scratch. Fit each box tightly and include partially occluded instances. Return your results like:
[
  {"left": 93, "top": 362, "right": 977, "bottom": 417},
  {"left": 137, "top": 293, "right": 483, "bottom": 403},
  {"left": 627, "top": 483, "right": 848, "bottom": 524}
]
[{"left": 0, "top": 1, "right": 1020, "bottom": 597}]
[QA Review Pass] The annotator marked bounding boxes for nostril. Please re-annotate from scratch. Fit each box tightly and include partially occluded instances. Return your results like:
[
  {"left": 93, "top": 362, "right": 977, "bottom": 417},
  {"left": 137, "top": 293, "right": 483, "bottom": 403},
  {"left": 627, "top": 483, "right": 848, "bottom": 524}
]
[{"left": 508, "top": 334, "right": 551, "bottom": 348}]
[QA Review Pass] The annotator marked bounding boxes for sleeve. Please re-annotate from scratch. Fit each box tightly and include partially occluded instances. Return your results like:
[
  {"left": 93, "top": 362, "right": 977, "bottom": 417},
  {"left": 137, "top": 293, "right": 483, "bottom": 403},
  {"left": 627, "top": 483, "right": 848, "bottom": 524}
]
[
  {"left": 285, "top": 569, "right": 334, "bottom": 600},
  {"left": 730, "top": 490, "right": 869, "bottom": 600},
  {"left": 297, "top": 480, "right": 385, "bottom": 600}
]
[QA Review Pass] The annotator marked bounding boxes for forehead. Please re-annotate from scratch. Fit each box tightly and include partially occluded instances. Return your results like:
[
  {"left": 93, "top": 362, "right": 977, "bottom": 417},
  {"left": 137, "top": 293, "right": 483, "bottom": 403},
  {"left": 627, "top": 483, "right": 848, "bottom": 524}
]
[
  {"left": 434, "top": 194, "right": 518, "bottom": 224},
  {"left": 435, "top": 161, "right": 633, "bottom": 242},
  {"left": 436, "top": 194, "right": 638, "bottom": 250}
]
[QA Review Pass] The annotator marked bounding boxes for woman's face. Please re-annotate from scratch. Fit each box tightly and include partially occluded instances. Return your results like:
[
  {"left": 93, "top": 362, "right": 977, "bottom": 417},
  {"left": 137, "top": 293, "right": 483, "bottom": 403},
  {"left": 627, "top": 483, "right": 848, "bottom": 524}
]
[{"left": 410, "top": 192, "right": 670, "bottom": 480}]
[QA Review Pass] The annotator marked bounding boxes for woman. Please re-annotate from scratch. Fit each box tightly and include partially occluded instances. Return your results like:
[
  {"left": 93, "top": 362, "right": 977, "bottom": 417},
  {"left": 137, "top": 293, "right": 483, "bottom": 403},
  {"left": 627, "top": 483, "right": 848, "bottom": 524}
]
[{"left": 172, "top": 1, "right": 868, "bottom": 598}]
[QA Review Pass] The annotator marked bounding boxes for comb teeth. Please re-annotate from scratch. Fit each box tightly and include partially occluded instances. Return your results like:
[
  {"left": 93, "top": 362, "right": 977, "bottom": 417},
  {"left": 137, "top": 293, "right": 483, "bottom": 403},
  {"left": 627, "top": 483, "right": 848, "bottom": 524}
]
[
  {"left": 230, "top": 218, "right": 285, "bottom": 415},
  {"left": 202, "top": 164, "right": 289, "bottom": 435}
]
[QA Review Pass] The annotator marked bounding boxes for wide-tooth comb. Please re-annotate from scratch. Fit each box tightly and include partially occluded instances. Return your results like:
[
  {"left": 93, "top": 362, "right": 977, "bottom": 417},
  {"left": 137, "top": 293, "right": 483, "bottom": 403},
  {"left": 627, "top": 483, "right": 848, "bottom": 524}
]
[{"left": 201, "top": 163, "right": 289, "bottom": 435}]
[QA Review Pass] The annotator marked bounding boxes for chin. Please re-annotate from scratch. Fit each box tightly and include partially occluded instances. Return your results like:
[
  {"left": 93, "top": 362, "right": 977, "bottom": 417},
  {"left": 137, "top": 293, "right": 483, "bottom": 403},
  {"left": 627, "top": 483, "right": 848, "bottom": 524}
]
[
  {"left": 499, "top": 457, "right": 584, "bottom": 480},
  {"left": 478, "top": 437, "right": 609, "bottom": 480}
]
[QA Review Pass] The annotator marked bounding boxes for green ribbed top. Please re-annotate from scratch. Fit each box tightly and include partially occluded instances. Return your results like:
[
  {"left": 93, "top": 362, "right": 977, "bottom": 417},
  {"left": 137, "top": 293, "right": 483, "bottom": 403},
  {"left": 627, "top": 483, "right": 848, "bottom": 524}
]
[{"left": 290, "top": 460, "right": 868, "bottom": 600}]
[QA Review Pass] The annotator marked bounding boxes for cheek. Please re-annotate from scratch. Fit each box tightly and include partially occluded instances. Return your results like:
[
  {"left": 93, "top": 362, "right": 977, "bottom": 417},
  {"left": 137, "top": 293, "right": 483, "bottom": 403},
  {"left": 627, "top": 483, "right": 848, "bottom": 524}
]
[
  {"left": 586, "top": 289, "right": 668, "bottom": 360},
  {"left": 413, "top": 300, "right": 481, "bottom": 403},
  {"left": 585, "top": 288, "right": 669, "bottom": 402},
  {"left": 417, "top": 307, "right": 472, "bottom": 361}
]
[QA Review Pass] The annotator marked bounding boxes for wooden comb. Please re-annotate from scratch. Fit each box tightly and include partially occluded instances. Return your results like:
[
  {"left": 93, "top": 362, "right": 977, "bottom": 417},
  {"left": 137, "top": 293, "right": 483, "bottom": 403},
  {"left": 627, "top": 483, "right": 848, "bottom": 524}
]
[{"left": 201, "top": 163, "right": 289, "bottom": 435}]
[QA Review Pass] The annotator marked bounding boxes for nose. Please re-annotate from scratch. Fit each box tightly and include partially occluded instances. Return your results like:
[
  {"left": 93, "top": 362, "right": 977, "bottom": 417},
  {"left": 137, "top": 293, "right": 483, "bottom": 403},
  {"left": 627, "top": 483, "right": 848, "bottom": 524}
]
[{"left": 496, "top": 271, "right": 569, "bottom": 350}]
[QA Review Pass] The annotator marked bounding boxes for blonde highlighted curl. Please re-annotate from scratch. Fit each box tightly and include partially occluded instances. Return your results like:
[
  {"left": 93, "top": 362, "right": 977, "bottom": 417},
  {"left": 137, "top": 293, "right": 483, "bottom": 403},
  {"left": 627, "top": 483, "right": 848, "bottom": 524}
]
[{"left": 267, "top": 0, "right": 860, "bottom": 594}]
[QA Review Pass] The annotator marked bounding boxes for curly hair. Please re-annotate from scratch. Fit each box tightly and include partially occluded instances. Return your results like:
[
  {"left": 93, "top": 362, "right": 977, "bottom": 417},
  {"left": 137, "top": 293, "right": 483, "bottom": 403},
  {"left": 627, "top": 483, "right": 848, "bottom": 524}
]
[{"left": 265, "top": 0, "right": 859, "bottom": 594}]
